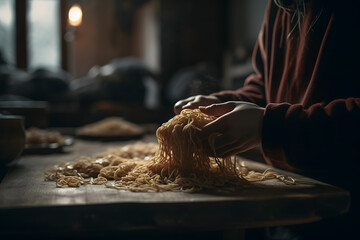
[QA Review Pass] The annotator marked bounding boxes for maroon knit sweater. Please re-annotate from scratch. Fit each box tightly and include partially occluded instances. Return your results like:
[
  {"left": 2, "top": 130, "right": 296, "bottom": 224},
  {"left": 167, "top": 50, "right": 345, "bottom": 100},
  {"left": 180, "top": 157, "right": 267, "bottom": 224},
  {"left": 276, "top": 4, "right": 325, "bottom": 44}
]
[{"left": 212, "top": 0, "right": 360, "bottom": 175}]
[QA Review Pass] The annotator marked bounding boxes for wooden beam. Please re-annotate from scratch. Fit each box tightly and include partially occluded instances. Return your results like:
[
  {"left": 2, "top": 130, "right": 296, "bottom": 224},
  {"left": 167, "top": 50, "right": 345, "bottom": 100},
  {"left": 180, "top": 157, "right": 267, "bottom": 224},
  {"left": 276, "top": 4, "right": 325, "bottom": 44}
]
[{"left": 15, "top": 0, "right": 27, "bottom": 69}]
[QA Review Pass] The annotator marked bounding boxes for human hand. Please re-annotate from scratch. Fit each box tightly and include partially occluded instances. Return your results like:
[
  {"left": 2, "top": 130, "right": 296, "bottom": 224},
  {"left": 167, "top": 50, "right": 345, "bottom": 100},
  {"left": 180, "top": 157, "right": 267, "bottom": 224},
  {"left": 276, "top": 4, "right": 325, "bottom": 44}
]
[
  {"left": 199, "top": 101, "right": 265, "bottom": 157},
  {"left": 174, "top": 95, "right": 221, "bottom": 115}
]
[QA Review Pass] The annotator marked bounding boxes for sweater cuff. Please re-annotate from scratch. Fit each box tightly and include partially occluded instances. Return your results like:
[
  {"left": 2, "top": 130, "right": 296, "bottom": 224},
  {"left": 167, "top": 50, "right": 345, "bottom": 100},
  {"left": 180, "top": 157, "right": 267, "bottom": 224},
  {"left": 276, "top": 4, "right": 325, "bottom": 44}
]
[{"left": 261, "top": 103, "right": 298, "bottom": 171}]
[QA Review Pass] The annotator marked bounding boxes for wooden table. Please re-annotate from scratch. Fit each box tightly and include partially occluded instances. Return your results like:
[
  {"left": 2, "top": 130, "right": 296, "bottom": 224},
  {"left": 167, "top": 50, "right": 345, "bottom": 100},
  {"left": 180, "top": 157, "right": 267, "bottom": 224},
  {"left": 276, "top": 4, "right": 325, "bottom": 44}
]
[{"left": 0, "top": 135, "right": 350, "bottom": 239}]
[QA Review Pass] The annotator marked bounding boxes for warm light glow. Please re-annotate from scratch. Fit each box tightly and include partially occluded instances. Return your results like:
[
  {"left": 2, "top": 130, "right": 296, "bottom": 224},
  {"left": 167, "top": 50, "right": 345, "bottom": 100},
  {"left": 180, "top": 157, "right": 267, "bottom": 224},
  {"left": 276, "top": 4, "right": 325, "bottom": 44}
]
[{"left": 68, "top": 4, "right": 82, "bottom": 27}]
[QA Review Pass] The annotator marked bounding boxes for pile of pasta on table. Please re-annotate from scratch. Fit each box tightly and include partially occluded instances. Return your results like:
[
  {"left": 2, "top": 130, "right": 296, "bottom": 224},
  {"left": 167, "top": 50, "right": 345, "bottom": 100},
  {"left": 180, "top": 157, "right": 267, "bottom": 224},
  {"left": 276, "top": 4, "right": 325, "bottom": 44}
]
[{"left": 45, "top": 109, "right": 295, "bottom": 193}]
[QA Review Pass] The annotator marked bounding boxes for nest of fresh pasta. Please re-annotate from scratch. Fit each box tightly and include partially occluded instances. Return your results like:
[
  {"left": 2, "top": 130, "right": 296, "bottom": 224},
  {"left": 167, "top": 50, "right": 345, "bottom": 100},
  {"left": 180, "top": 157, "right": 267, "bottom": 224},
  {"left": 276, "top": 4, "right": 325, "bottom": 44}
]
[
  {"left": 26, "top": 127, "right": 66, "bottom": 146},
  {"left": 45, "top": 109, "right": 295, "bottom": 192},
  {"left": 76, "top": 117, "right": 145, "bottom": 139}
]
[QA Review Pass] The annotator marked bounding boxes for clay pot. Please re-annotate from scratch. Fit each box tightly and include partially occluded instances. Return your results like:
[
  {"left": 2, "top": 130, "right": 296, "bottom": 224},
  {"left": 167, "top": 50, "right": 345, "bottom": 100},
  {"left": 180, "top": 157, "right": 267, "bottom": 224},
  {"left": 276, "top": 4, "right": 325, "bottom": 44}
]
[{"left": 0, "top": 115, "right": 26, "bottom": 166}]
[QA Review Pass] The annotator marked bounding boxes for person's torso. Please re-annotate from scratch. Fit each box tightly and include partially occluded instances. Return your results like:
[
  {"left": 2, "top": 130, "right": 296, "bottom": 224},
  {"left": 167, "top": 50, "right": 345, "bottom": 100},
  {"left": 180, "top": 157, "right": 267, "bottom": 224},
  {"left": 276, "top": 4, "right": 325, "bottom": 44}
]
[{"left": 264, "top": 0, "right": 360, "bottom": 107}]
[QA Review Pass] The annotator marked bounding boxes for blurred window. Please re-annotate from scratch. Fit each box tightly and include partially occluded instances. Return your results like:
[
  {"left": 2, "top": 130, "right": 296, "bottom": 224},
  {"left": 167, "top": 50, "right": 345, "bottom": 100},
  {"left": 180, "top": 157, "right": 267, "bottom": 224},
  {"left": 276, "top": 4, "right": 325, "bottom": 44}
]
[
  {"left": 0, "top": 0, "right": 16, "bottom": 65},
  {"left": 27, "top": 0, "right": 60, "bottom": 69},
  {"left": 0, "top": 0, "right": 61, "bottom": 69}
]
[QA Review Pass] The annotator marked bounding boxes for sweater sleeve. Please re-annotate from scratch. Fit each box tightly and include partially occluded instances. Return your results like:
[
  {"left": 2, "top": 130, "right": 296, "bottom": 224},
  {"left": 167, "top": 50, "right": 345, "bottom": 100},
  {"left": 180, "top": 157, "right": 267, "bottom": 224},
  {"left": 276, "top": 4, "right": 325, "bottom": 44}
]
[{"left": 262, "top": 97, "right": 360, "bottom": 173}]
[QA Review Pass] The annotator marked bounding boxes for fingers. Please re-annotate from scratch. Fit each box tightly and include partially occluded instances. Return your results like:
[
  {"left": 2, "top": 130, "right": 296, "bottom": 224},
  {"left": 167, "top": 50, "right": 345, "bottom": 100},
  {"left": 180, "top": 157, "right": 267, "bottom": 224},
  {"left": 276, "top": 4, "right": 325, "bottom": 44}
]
[
  {"left": 174, "top": 97, "right": 194, "bottom": 114},
  {"left": 206, "top": 131, "right": 254, "bottom": 156},
  {"left": 182, "top": 101, "right": 200, "bottom": 110},
  {"left": 199, "top": 102, "right": 236, "bottom": 116},
  {"left": 205, "top": 134, "right": 256, "bottom": 158},
  {"left": 174, "top": 102, "right": 196, "bottom": 115},
  {"left": 199, "top": 102, "right": 237, "bottom": 138},
  {"left": 198, "top": 101, "right": 263, "bottom": 158},
  {"left": 215, "top": 139, "right": 257, "bottom": 157},
  {"left": 210, "top": 132, "right": 237, "bottom": 150},
  {"left": 173, "top": 95, "right": 221, "bottom": 115}
]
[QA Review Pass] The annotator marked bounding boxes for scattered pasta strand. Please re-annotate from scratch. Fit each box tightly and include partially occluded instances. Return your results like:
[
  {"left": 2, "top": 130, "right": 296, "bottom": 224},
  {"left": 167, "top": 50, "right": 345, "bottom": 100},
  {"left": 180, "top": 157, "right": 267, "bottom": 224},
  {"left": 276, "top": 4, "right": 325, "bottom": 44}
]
[{"left": 44, "top": 109, "right": 296, "bottom": 192}]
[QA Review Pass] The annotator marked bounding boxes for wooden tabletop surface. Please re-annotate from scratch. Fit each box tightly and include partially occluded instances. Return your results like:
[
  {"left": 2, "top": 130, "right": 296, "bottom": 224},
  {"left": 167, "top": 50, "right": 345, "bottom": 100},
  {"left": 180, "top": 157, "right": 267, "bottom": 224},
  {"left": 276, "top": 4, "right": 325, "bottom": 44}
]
[{"left": 0, "top": 134, "right": 350, "bottom": 238}]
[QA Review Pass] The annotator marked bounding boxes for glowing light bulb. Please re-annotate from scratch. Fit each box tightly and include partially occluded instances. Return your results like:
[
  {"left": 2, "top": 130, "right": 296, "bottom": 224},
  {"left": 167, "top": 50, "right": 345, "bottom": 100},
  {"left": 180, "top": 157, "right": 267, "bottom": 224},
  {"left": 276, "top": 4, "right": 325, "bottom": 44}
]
[{"left": 68, "top": 4, "right": 82, "bottom": 27}]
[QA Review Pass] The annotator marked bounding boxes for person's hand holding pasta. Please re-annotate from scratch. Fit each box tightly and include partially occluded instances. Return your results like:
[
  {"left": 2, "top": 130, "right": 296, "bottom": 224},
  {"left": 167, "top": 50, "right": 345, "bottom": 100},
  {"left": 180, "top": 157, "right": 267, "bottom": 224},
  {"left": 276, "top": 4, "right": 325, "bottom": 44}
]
[
  {"left": 174, "top": 94, "right": 221, "bottom": 114},
  {"left": 199, "top": 101, "right": 265, "bottom": 157}
]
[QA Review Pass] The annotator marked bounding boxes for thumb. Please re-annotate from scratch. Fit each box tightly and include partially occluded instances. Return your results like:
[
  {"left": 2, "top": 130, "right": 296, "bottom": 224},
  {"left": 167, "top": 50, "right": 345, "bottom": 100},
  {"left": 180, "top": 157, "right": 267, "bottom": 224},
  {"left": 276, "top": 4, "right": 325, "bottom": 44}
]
[{"left": 199, "top": 102, "right": 235, "bottom": 117}]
